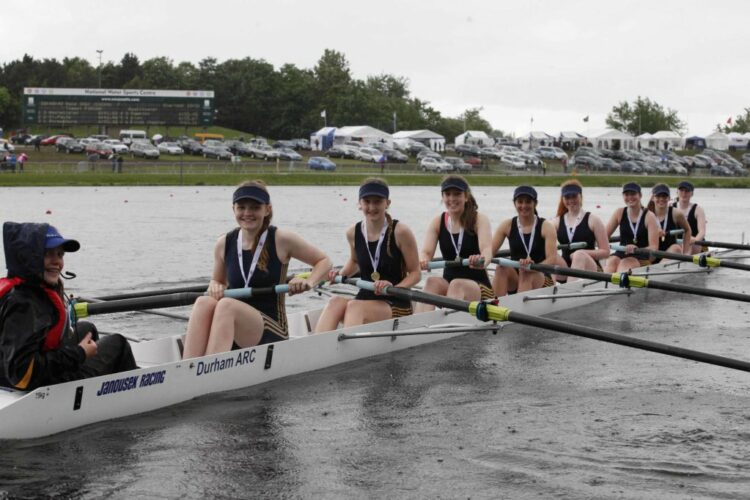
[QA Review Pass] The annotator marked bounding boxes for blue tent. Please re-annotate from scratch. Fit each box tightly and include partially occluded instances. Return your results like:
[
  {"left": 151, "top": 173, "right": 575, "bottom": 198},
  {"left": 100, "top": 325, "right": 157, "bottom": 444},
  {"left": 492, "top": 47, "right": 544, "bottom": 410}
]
[{"left": 684, "top": 136, "right": 706, "bottom": 149}]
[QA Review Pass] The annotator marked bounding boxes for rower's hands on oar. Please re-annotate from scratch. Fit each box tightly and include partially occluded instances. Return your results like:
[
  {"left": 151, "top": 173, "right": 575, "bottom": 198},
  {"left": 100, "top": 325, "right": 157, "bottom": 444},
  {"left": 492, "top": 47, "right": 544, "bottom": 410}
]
[
  {"left": 623, "top": 244, "right": 637, "bottom": 255},
  {"left": 78, "top": 333, "right": 97, "bottom": 359},
  {"left": 373, "top": 280, "right": 393, "bottom": 295},
  {"left": 419, "top": 258, "right": 430, "bottom": 271},
  {"left": 326, "top": 268, "right": 341, "bottom": 284},
  {"left": 468, "top": 254, "right": 486, "bottom": 269},
  {"left": 518, "top": 257, "right": 534, "bottom": 268},
  {"left": 287, "top": 276, "right": 311, "bottom": 296},
  {"left": 207, "top": 279, "right": 226, "bottom": 300}
]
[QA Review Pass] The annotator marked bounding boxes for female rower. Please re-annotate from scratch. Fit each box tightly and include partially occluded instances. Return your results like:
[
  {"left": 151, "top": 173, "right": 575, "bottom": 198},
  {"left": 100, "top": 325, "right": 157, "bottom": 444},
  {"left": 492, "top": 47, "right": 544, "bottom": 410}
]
[
  {"left": 314, "top": 178, "right": 420, "bottom": 332},
  {"left": 182, "top": 181, "right": 331, "bottom": 359},
  {"left": 415, "top": 175, "right": 494, "bottom": 313},
  {"left": 550, "top": 180, "right": 610, "bottom": 280},
  {"left": 0, "top": 222, "right": 137, "bottom": 391},
  {"left": 604, "top": 182, "right": 660, "bottom": 273},
  {"left": 672, "top": 180, "right": 707, "bottom": 254},
  {"left": 648, "top": 183, "right": 692, "bottom": 256},
  {"left": 491, "top": 185, "right": 557, "bottom": 296}
]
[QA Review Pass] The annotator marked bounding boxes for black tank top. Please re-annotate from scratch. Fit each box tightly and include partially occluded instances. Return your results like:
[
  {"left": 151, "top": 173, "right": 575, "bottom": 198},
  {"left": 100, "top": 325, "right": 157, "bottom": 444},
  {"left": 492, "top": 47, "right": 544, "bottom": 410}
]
[
  {"left": 656, "top": 206, "right": 678, "bottom": 251},
  {"left": 438, "top": 212, "right": 491, "bottom": 287},
  {"left": 224, "top": 226, "right": 288, "bottom": 331},
  {"left": 508, "top": 216, "right": 546, "bottom": 262},
  {"left": 672, "top": 202, "right": 699, "bottom": 237},
  {"left": 557, "top": 212, "right": 595, "bottom": 266},
  {"left": 618, "top": 208, "right": 649, "bottom": 247},
  {"left": 354, "top": 220, "right": 410, "bottom": 308}
]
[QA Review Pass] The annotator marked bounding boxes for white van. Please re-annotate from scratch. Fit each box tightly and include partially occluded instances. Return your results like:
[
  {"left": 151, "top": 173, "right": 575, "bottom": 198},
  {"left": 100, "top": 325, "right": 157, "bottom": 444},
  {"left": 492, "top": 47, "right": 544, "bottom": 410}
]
[{"left": 119, "top": 130, "right": 147, "bottom": 146}]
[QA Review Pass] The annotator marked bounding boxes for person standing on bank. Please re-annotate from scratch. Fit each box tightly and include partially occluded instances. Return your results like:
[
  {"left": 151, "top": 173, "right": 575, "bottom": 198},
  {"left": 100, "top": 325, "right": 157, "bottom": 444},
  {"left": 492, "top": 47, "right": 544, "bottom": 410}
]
[
  {"left": 182, "top": 181, "right": 331, "bottom": 359},
  {"left": 415, "top": 175, "right": 494, "bottom": 313},
  {"left": 0, "top": 222, "right": 137, "bottom": 391},
  {"left": 314, "top": 178, "right": 420, "bottom": 332}
]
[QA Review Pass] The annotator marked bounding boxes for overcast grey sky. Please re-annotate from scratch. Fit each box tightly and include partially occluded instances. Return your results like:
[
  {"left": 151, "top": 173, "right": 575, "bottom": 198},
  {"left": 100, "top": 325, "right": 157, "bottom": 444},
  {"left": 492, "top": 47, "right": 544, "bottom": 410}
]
[{"left": 3, "top": 0, "right": 748, "bottom": 137}]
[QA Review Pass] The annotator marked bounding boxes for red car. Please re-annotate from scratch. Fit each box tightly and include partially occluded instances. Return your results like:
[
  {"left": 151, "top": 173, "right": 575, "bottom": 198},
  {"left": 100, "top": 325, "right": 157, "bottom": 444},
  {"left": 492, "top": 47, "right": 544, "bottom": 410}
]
[
  {"left": 40, "top": 134, "right": 70, "bottom": 146},
  {"left": 463, "top": 156, "right": 484, "bottom": 168},
  {"left": 85, "top": 142, "right": 114, "bottom": 158}
]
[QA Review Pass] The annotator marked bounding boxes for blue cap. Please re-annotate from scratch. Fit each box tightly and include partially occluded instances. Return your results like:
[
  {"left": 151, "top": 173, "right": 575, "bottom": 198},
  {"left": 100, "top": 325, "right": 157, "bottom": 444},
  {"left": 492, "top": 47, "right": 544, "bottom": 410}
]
[
  {"left": 561, "top": 184, "right": 582, "bottom": 197},
  {"left": 233, "top": 185, "right": 270, "bottom": 204},
  {"left": 513, "top": 185, "right": 537, "bottom": 201},
  {"left": 441, "top": 177, "right": 469, "bottom": 192},
  {"left": 45, "top": 226, "right": 80, "bottom": 252},
  {"left": 677, "top": 180, "right": 694, "bottom": 192},
  {"left": 622, "top": 182, "right": 641, "bottom": 194},
  {"left": 359, "top": 181, "right": 389, "bottom": 199},
  {"left": 652, "top": 184, "right": 670, "bottom": 197}
]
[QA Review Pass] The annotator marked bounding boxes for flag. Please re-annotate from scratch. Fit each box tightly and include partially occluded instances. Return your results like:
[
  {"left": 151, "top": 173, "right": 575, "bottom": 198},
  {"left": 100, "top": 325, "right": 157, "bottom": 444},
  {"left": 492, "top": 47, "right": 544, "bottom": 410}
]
[
  {"left": 583, "top": 115, "right": 589, "bottom": 122},
  {"left": 320, "top": 110, "right": 326, "bottom": 118},
  {"left": 727, "top": 116, "right": 733, "bottom": 125}
]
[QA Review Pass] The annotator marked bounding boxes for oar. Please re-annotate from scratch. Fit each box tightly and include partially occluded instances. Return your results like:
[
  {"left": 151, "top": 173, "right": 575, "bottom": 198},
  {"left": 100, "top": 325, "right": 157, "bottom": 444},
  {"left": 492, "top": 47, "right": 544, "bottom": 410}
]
[
  {"left": 431, "top": 242, "right": 588, "bottom": 262},
  {"left": 609, "top": 229, "right": 683, "bottom": 243},
  {"left": 74, "top": 285, "right": 294, "bottom": 318},
  {"left": 336, "top": 277, "right": 750, "bottom": 374},
  {"left": 90, "top": 272, "right": 313, "bottom": 302},
  {"left": 492, "top": 257, "right": 750, "bottom": 304},
  {"left": 682, "top": 239, "right": 750, "bottom": 251},
  {"left": 611, "top": 244, "right": 750, "bottom": 272},
  {"left": 427, "top": 258, "right": 484, "bottom": 270},
  {"left": 76, "top": 296, "right": 191, "bottom": 321}
]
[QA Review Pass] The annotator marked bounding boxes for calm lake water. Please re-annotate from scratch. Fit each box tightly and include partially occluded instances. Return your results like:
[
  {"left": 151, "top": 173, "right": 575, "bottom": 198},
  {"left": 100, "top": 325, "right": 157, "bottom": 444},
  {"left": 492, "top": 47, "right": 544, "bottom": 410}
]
[{"left": 1, "top": 185, "right": 750, "bottom": 498}]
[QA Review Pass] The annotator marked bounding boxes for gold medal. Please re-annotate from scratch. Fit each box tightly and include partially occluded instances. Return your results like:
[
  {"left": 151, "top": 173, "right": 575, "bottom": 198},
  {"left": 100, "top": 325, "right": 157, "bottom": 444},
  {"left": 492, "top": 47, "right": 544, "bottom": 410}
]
[
  {"left": 660, "top": 235, "right": 665, "bottom": 243},
  {"left": 371, "top": 271, "right": 380, "bottom": 281},
  {"left": 455, "top": 255, "right": 461, "bottom": 262},
  {"left": 633, "top": 238, "right": 637, "bottom": 245}
]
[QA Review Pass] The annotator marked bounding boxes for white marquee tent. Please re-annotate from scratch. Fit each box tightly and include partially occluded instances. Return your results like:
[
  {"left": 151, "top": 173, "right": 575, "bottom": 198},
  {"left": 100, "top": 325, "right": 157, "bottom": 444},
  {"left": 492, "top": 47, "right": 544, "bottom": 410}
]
[
  {"left": 705, "top": 132, "right": 730, "bottom": 151},
  {"left": 636, "top": 132, "right": 655, "bottom": 150},
  {"left": 455, "top": 130, "right": 492, "bottom": 147},
  {"left": 392, "top": 130, "right": 445, "bottom": 151},
  {"left": 651, "top": 130, "right": 683, "bottom": 150},
  {"left": 334, "top": 126, "right": 393, "bottom": 147},
  {"left": 728, "top": 132, "right": 749, "bottom": 149},
  {"left": 586, "top": 129, "right": 636, "bottom": 150}
]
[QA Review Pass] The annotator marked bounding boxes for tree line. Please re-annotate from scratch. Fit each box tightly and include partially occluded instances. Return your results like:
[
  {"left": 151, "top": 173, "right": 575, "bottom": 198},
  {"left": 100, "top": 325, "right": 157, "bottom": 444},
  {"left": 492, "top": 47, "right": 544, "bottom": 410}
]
[{"left": 0, "top": 50, "right": 496, "bottom": 140}]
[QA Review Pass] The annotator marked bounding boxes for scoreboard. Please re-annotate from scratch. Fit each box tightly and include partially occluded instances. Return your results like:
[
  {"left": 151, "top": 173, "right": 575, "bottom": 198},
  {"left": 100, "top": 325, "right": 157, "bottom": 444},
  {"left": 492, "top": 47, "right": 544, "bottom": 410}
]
[{"left": 23, "top": 88, "right": 215, "bottom": 126}]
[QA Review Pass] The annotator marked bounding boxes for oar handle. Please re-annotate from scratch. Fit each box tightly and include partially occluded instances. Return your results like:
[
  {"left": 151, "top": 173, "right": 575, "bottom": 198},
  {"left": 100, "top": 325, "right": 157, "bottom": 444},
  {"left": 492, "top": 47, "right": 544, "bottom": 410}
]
[
  {"left": 610, "top": 229, "right": 683, "bottom": 243},
  {"left": 427, "top": 258, "right": 484, "bottom": 270}
]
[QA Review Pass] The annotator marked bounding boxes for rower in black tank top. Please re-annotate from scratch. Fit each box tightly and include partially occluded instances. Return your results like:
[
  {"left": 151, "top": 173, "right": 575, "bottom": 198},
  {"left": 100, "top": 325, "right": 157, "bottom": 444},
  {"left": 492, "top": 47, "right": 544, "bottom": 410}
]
[
  {"left": 508, "top": 216, "right": 546, "bottom": 262},
  {"left": 438, "top": 212, "right": 491, "bottom": 288},
  {"left": 224, "top": 226, "right": 289, "bottom": 343},
  {"left": 672, "top": 201, "right": 699, "bottom": 237},
  {"left": 613, "top": 208, "right": 649, "bottom": 259},
  {"left": 656, "top": 206, "right": 678, "bottom": 252},
  {"left": 556, "top": 212, "right": 596, "bottom": 266},
  {"left": 353, "top": 220, "right": 412, "bottom": 314}
]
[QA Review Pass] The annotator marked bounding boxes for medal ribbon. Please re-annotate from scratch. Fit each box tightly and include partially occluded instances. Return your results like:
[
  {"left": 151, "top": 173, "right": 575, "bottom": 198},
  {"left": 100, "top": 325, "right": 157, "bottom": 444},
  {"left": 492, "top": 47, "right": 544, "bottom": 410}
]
[
  {"left": 237, "top": 228, "right": 268, "bottom": 288},
  {"left": 445, "top": 212, "right": 464, "bottom": 259},
  {"left": 361, "top": 219, "right": 388, "bottom": 278},
  {"left": 564, "top": 211, "right": 583, "bottom": 244},
  {"left": 628, "top": 209, "right": 643, "bottom": 245},
  {"left": 517, "top": 216, "right": 537, "bottom": 259}
]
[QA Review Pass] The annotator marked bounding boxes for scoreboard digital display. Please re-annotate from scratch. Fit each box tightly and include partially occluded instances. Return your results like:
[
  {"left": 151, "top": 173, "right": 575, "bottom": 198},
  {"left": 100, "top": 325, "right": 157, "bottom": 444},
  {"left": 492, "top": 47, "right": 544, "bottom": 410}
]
[{"left": 23, "top": 88, "right": 215, "bottom": 126}]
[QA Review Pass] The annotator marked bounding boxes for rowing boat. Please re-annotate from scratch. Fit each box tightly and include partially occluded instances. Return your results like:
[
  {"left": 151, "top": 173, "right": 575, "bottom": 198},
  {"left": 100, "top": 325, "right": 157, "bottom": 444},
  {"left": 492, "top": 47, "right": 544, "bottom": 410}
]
[{"left": 0, "top": 252, "right": 730, "bottom": 440}]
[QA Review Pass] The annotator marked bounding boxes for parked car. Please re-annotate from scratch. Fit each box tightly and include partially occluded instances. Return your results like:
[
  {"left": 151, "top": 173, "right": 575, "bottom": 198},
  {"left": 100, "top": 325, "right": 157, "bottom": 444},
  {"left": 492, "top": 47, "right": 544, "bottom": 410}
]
[
  {"left": 308, "top": 157, "right": 336, "bottom": 171},
  {"left": 666, "top": 161, "right": 687, "bottom": 175},
  {"left": 326, "top": 145, "right": 348, "bottom": 158},
  {"left": 273, "top": 140, "right": 297, "bottom": 150},
  {"left": 10, "top": 134, "right": 30, "bottom": 145},
  {"left": 85, "top": 142, "right": 114, "bottom": 158},
  {"left": 292, "top": 138, "right": 311, "bottom": 150},
  {"left": 382, "top": 149, "right": 408, "bottom": 163},
  {"left": 480, "top": 147, "right": 503, "bottom": 160},
  {"left": 406, "top": 142, "right": 430, "bottom": 156},
  {"left": 157, "top": 142, "right": 184, "bottom": 155},
  {"left": 40, "top": 135, "right": 69, "bottom": 146},
  {"left": 455, "top": 144, "right": 481, "bottom": 157},
  {"left": 416, "top": 150, "right": 441, "bottom": 162},
  {"left": 358, "top": 147, "right": 384, "bottom": 162},
  {"left": 102, "top": 139, "right": 129, "bottom": 154},
  {"left": 598, "top": 158, "right": 620, "bottom": 172},
  {"left": 743, "top": 153, "right": 750, "bottom": 168},
  {"left": 500, "top": 154, "right": 527, "bottom": 170},
  {"left": 419, "top": 157, "right": 452, "bottom": 172},
  {"left": 222, "top": 140, "right": 252, "bottom": 156},
  {"left": 444, "top": 157, "right": 471, "bottom": 173},
  {"left": 710, "top": 164, "right": 733, "bottom": 176},
  {"left": 56, "top": 137, "right": 85, "bottom": 154},
  {"left": 570, "top": 155, "right": 602, "bottom": 171},
  {"left": 535, "top": 146, "right": 567, "bottom": 160},
  {"left": 620, "top": 161, "right": 642, "bottom": 173},
  {"left": 130, "top": 142, "right": 160, "bottom": 159},
  {"left": 202, "top": 145, "right": 232, "bottom": 160},
  {"left": 177, "top": 139, "right": 204, "bottom": 156},
  {"left": 0, "top": 139, "right": 16, "bottom": 153},
  {"left": 249, "top": 144, "right": 280, "bottom": 160},
  {"left": 519, "top": 152, "right": 544, "bottom": 167},
  {"left": 277, "top": 148, "right": 303, "bottom": 161},
  {"left": 693, "top": 155, "right": 716, "bottom": 169},
  {"left": 463, "top": 156, "right": 484, "bottom": 168}
]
